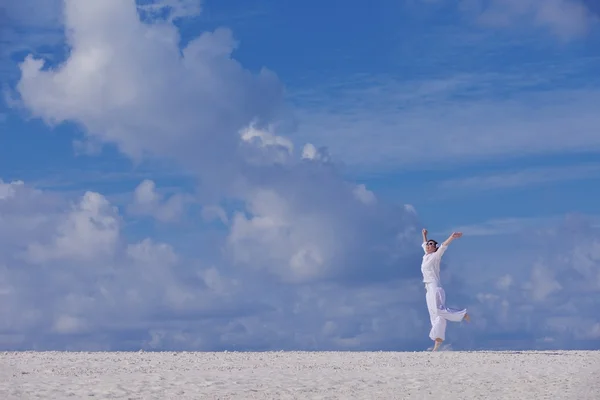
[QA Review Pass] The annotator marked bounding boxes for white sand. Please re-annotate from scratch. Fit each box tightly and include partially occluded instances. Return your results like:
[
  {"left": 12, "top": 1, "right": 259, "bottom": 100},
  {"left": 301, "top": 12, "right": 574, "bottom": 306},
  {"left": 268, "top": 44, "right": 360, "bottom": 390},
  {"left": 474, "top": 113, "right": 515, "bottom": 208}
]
[{"left": 1, "top": 350, "right": 599, "bottom": 399}]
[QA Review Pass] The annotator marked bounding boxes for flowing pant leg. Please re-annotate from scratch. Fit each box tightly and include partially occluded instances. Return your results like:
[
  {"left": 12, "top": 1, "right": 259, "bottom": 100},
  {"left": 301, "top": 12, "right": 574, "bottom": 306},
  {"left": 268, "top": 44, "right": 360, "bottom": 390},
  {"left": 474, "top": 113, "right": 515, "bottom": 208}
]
[{"left": 425, "top": 283, "right": 467, "bottom": 341}]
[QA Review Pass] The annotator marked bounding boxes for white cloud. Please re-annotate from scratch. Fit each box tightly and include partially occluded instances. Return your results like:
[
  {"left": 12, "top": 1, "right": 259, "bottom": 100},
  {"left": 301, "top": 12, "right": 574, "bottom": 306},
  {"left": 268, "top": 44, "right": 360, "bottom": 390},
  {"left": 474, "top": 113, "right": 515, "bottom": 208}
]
[
  {"left": 129, "top": 179, "right": 190, "bottom": 222},
  {"left": 53, "top": 315, "right": 87, "bottom": 334},
  {"left": 14, "top": 0, "right": 283, "bottom": 181},
  {"left": 445, "top": 214, "right": 600, "bottom": 241},
  {"left": 26, "top": 191, "right": 120, "bottom": 263},
  {"left": 201, "top": 205, "right": 229, "bottom": 224},
  {"left": 0, "top": 178, "right": 424, "bottom": 351},
  {"left": 462, "top": 0, "right": 598, "bottom": 40},
  {"left": 240, "top": 123, "right": 294, "bottom": 154},
  {"left": 0, "top": 178, "right": 65, "bottom": 249},
  {"left": 585, "top": 322, "right": 600, "bottom": 339},
  {"left": 0, "top": 0, "right": 64, "bottom": 80},
  {"left": 433, "top": 216, "right": 557, "bottom": 237},
  {"left": 2, "top": 185, "right": 599, "bottom": 351},
  {"left": 13, "top": 0, "right": 422, "bottom": 286},
  {"left": 137, "top": 0, "right": 203, "bottom": 22},
  {"left": 496, "top": 274, "right": 513, "bottom": 290},
  {"left": 353, "top": 184, "right": 377, "bottom": 205},
  {"left": 404, "top": 204, "right": 417, "bottom": 215},
  {"left": 289, "top": 76, "right": 600, "bottom": 173},
  {"left": 567, "top": 235, "right": 600, "bottom": 291},
  {"left": 301, "top": 143, "right": 332, "bottom": 163},
  {"left": 0, "top": 179, "right": 24, "bottom": 199},
  {"left": 439, "top": 163, "right": 600, "bottom": 192},
  {"left": 456, "top": 213, "right": 600, "bottom": 348},
  {"left": 226, "top": 161, "right": 421, "bottom": 285},
  {"left": 525, "top": 261, "right": 563, "bottom": 302},
  {"left": 239, "top": 123, "right": 295, "bottom": 165},
  {"left": 227, "top": 188, "right": 336, "bottom": 284},
  {"left": 127, "top": 238, "right": 179, "bottom": 267},
  {"left": 5, "top": 0, "right": 427, "bottom": 351},
  {"left": 0, "top": 180, "right": 256, "bottom": 349}
]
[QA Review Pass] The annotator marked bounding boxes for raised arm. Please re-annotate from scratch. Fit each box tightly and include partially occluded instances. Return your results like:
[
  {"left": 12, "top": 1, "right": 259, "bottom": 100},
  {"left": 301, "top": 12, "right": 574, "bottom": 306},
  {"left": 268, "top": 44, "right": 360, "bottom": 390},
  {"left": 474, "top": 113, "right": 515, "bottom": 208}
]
[
  {"left": 421, "top": 228, "right": 430, "bottom": 253},
  {"left": 442, "top": 232, "right": 462, "bottom": 247}
]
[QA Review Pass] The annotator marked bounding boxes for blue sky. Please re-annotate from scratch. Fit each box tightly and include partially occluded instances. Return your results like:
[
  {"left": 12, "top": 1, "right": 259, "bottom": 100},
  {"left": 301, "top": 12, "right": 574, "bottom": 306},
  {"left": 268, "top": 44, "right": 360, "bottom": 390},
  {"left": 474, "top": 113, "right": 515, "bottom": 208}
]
[{"left": 1, "top": 0, "right": 600, "bottom": 351}]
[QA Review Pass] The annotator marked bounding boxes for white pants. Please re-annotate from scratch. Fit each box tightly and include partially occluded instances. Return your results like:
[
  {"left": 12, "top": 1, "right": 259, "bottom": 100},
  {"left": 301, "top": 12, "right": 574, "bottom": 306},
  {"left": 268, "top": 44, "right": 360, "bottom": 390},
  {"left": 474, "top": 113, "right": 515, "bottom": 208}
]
[{"left": 425, "top": 282, "right": 467, "bottom": 341}]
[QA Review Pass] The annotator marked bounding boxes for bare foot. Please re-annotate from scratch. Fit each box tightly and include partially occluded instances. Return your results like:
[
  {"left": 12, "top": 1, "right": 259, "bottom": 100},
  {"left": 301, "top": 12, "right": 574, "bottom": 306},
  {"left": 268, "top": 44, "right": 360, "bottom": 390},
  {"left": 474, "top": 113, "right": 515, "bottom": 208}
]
[
  {"left": 463, "top": 313, "right": 470, "bottom": 323},
  {"left": 432, "top": 339, "right": 442, "bottom": 351}
]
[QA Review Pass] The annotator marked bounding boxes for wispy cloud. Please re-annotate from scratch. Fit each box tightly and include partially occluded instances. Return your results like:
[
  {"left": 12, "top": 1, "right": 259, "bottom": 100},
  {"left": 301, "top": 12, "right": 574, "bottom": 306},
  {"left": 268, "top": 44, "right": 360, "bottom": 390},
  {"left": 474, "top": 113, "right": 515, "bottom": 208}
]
[
  {"left": 439, "top": 163, "right": 600, "bottom": 191},
  {"left": 289, "top": 72, "right": 600, "bottom": 172},
  {"left": 442, "top": 216, "right": 562, "bottom": 237},
  {"left": 439, "top": 213, "right": 600, "bottom": 237},
  {"left": 281, "top": 1, "right": 599, "bottom": 174},
  {"left": 458, "top": 0, "right": 600, "bottom": 40}
]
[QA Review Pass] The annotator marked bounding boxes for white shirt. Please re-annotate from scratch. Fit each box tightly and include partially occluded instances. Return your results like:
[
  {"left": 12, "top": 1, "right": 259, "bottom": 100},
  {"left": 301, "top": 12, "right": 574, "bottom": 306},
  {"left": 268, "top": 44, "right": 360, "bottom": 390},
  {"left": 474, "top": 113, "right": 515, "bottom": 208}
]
[{"left": 421, "top": 242, "right": 448, "bottom": 284}]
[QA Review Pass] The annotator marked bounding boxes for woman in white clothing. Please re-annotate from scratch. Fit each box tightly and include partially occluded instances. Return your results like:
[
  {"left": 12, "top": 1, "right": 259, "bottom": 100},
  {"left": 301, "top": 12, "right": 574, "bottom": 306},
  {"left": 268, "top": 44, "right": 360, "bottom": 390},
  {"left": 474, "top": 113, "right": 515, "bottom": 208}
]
[{"left": 421, "top": 228, "right": 470, "bottom": 351}]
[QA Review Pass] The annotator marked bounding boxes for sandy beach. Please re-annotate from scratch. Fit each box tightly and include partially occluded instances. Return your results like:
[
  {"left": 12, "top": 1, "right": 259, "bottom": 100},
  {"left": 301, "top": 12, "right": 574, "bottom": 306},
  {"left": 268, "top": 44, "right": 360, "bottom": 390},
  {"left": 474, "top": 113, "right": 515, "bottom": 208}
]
[{"left": 1, "top": 350, "right": 598, "bottom": 399}]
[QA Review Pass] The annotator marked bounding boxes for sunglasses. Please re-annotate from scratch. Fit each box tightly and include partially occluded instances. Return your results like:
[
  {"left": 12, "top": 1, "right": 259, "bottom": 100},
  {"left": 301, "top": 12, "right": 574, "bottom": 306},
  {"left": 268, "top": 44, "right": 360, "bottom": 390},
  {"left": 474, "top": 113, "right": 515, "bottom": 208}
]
[{"left": 426, "top": 242, "right": 437, "bottom": 246}]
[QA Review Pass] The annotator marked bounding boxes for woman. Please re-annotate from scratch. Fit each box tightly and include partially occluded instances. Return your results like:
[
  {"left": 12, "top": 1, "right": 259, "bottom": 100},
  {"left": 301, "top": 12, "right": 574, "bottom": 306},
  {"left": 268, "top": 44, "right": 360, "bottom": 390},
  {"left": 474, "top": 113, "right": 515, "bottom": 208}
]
[{"left": 421, "top": 228, "right": 470, "bottom": 351}]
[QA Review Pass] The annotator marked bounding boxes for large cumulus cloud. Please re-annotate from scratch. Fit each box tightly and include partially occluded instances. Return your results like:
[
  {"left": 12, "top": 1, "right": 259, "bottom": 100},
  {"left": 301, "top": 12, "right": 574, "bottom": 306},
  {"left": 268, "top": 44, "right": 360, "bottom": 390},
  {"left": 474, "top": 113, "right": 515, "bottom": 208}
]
[
  {"left": 14, "top": 0, "right": 282, "bottom": 190},
  {"left": 3, "top": 0, "right": 427, "bottom": 351},
  {"left": 0, "top": 178, "right": 429, "bottom": 351}
]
